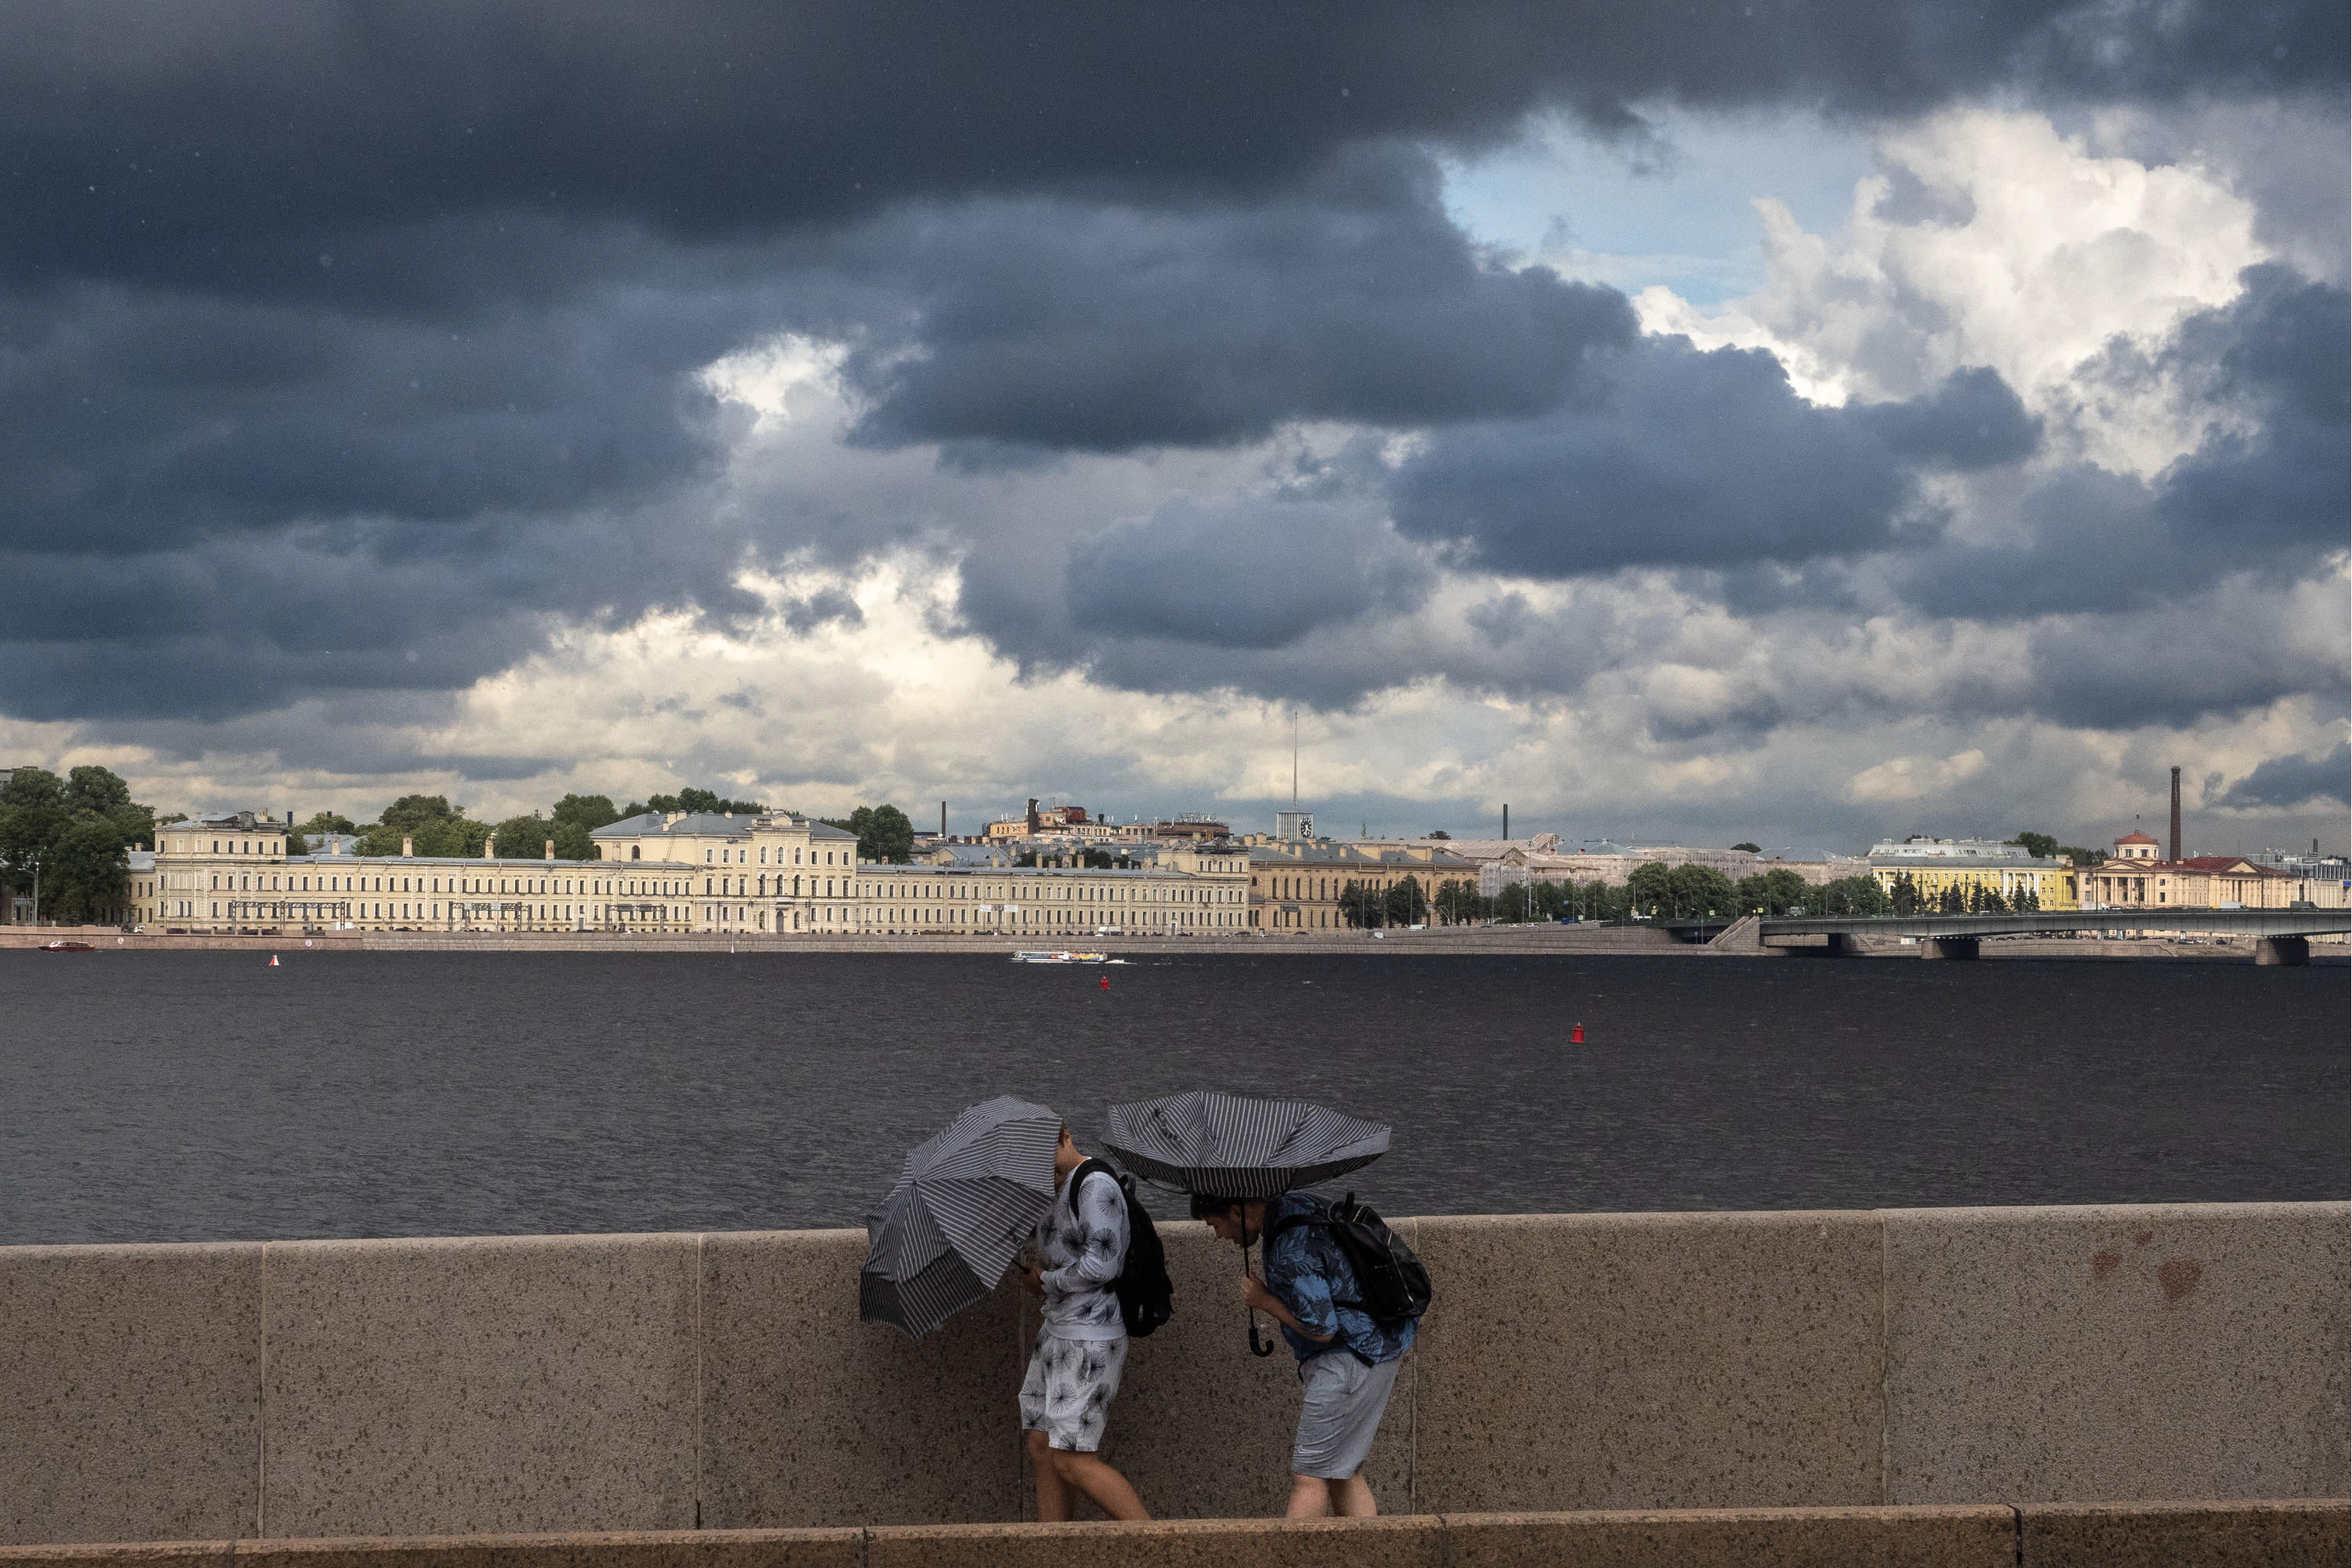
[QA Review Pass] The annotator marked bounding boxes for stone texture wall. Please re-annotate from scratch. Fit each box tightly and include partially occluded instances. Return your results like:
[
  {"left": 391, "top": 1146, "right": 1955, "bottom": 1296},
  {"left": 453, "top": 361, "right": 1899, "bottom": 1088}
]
[{"left": 2, "top": 1204, "right": 2343, "bottom": 1547}]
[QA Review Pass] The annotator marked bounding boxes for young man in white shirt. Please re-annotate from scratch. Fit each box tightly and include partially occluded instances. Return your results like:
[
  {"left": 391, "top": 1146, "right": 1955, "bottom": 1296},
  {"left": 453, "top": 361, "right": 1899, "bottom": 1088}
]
[{"left": 1014, "top": 1123, "right": 1150, "bottom": 1521}]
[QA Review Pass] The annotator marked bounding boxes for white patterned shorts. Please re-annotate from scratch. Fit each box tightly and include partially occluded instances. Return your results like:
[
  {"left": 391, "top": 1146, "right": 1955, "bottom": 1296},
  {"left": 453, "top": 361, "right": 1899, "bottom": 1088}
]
[{"left": 1018, "top": 1328, "right": 1128, "bottom": 1452}]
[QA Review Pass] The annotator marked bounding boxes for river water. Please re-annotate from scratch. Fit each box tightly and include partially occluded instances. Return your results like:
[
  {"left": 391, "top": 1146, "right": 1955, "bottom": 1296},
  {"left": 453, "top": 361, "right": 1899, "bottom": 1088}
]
[{"left": 2, "top": 949, "right": 2343, "bottom": 1246}]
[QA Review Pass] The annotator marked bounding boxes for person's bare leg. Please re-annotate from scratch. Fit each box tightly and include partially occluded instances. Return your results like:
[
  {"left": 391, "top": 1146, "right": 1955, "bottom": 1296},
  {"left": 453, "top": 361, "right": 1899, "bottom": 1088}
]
[
  {"left": 1029, "top": 1430, "right": 1076, "bottom": 1522},
  {"left": 1052, "top": 1451, "right": 1150, "bottom": 1520},
  {"left": 1286, "top": 1473, "right": 1334, "bottom": 1519},
  {"left": 1331, "top": 1473, "right": 1377, "bottom": 1517}
]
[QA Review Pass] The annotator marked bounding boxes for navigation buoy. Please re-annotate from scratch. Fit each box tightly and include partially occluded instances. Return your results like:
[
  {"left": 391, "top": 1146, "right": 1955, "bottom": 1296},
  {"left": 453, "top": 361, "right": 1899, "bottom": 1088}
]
[
  {"left": 1570, "top": 1022, "right": 1584, "bottom": 1043},
  {"left": 1099, "top": 974, "right": 1110, "bottom": 989},
  {"left": 269, "top": 955, "right": 281, "bottom": 967}
]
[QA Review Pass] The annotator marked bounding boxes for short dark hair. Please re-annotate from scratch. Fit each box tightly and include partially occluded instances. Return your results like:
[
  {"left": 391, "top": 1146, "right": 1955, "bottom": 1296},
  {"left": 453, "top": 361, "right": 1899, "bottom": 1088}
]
[{"left": 1188, "top": 1191, "right": 1247, "bottom": 1221}]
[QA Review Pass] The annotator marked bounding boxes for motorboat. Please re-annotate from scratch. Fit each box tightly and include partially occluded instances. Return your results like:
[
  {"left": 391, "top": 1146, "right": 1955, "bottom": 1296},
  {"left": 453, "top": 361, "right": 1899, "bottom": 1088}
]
[
  {"left": 1011, "top": 949, "right": 1126, "bottom": 964},
  {"left": 38, "top": 939, "right": 96, "bottom": 953}
]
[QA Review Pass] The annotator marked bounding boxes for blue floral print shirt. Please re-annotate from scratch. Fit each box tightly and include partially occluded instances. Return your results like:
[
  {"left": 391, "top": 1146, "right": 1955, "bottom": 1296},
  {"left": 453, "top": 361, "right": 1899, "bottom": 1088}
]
[{"left": 1260, "top": 1193, "right": 1416, "bottom": 1365}]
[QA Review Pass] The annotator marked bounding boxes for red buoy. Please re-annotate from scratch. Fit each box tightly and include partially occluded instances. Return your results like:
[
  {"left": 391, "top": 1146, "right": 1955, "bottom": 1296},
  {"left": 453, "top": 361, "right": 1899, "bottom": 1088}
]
[
  {"left": 1570, "top": 1022, "right": 1584, "bottom": 1043},
  {"left": 1099, "top": 974, "right": 1109, "bottom": 989}
]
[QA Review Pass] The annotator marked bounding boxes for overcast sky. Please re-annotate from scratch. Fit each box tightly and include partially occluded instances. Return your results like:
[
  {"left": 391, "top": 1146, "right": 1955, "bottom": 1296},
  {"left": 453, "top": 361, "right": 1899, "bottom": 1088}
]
[{"left": 2, "top": 1, "right": 2344, "bottom": 851}]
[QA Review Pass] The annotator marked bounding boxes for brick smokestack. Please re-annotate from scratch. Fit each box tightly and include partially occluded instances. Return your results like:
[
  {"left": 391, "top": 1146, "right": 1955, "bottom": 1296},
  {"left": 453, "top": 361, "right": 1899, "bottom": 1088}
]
[{"left": 2169, "top": 766, "right": 2182, "bottom": 862}]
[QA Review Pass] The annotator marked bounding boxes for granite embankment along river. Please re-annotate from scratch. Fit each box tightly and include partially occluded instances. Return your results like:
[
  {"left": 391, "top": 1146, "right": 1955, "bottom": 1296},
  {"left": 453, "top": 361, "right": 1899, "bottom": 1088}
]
[{"left": 3, "top": 1203, "right": 2343, "bottom": 1559}]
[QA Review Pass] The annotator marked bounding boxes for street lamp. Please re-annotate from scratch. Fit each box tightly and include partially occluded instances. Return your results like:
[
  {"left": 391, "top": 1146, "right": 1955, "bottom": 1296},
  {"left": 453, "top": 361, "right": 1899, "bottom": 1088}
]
[{"left": 27, "top": 851, "right": 42, "bottom": 928}]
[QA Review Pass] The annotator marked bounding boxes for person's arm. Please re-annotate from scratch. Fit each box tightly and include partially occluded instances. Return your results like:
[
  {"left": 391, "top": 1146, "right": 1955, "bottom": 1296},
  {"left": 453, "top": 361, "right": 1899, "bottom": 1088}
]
[
  {"left": 1040, "top": 1172, "right": 1127, "bottom": 1293},
  {"left": 1240, "top": 1272, "right": 1332, "bottom": 1341}
]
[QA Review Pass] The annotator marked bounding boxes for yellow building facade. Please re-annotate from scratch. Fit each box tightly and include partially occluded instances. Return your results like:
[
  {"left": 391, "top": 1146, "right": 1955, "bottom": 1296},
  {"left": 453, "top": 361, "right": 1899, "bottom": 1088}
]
[{"left": 135, "top": 809, "right": 1250, "bottom": 937}]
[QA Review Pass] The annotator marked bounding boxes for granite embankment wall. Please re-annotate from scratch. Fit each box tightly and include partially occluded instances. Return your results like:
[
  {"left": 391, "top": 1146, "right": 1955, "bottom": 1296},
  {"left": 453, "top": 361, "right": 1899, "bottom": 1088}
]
[
  {"left": 3, "top": 1203, "right": 2343, "bottom": 1551},
  {"left": 6, "top": 924, "right": 2339, "bottom": 957}
]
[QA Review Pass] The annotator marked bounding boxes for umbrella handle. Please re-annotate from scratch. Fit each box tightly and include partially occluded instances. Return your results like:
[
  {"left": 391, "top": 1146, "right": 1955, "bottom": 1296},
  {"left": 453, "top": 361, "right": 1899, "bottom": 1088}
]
[{"left": 1247, "top": 1237, "right": 1276, "bottom": 1357}]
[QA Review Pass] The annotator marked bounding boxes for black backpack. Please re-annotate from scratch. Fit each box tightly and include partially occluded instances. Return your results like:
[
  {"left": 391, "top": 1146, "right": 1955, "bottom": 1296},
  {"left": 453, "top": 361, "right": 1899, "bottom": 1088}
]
[
  {"left": 1069, "top": 1159, "right": 1175, "bottom": 1338},
  {"left": 1268, "top": 1192, "right": 1432, "bottom": 1324}
]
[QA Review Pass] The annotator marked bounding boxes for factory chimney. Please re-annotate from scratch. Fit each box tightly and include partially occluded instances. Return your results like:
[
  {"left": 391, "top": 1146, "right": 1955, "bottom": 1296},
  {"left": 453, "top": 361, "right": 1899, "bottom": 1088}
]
[
  {"left": 2169, "top": 766, "right": 2182, "bottom": 862},
  {"left": 1503, "top": 804, "right": 1510, "bottom": 840}
]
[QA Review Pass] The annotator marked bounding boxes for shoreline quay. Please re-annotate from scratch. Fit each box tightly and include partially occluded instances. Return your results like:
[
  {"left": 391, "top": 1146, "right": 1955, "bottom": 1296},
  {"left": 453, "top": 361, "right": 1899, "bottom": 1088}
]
[{"left": 0, "top": 924, "right": 2338, "bottom": 960}]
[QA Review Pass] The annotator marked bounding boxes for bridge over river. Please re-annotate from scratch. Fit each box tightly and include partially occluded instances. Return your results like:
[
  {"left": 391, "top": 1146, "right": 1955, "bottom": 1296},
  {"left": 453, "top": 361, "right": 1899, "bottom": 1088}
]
[{"left": 1665, "top": 906, "right": 2351, "bottom": 964}]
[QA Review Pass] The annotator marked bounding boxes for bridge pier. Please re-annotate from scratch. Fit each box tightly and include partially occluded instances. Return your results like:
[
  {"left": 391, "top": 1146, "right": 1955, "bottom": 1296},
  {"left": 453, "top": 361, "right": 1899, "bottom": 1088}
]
[
  {"left": 1918, "top": 936, "right": 1980, "bottom": 960},
  {"left": 2254, "top": 936, "right": 2310, "bottom": 967}
]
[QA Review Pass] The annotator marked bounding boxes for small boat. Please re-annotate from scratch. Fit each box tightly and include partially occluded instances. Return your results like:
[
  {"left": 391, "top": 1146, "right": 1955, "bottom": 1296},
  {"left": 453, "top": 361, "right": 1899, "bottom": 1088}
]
[
  {"left": 39, "top": 940, "right": 96, "bottom": 953},
  {"left": 1012, "top": 949, "right": 1123, "bottom": 964}
]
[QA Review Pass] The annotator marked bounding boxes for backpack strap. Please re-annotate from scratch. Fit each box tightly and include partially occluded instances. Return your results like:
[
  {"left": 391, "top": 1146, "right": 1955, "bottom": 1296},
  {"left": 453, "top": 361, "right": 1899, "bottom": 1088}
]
[{"left": 1068, "top": 1158, "right": 1123, "bottom": 1207}]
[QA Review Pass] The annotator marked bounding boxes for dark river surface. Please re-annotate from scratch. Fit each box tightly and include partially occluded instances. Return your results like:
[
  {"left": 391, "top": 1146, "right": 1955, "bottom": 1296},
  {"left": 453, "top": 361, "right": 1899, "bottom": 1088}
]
[{"left": 2, "top": 949, "right": 2343, "bottom": 1247}]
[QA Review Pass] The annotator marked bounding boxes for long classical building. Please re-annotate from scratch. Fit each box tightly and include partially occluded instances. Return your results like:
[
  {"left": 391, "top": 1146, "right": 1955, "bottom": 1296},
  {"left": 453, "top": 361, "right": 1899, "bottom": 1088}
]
[{"left": 136, "top": 808, "right": 1251, "bottom": 937}]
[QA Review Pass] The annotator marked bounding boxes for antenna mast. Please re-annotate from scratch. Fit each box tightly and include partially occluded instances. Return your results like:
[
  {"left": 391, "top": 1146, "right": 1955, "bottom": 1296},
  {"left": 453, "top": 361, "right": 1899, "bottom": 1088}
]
[{"left": 1291, "top": 710, "right": 1298, "bottom": 808}]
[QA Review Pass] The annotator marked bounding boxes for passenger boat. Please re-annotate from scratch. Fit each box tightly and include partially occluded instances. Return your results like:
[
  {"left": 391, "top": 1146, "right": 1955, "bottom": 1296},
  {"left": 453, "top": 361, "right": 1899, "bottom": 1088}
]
[
  {"left": 38, "top": 939, "right": 96, "bottom": 953},
  {"left": 1011, "top": 949, "right": 1124, "bottom": 964}
]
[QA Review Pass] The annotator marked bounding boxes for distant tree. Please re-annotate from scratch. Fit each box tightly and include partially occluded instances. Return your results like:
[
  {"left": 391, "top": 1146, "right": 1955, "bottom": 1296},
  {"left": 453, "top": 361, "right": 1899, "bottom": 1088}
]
[
  {"left": 2059, "top": 844, "right": 2104, "bottom": 867},
  {"left": 492, "top": 814, "right": 554, "bottom": 858},
  {"left": 64, "top": 765, "right": 154, "bottom": 848},
  {"left": 2013, "top": 830, "right": 2059, "bottom": 859},
  {"left": 1821, "top": 875, "right": 1890, "bottom": 916},
  {"left": 1432, "top": 877, "right": 1485, "bottom": 924},
  {"left": 1425, "top": 829, "right": 1451, "bottom": 840},
  {"left": 1737, "top": 867, "right": 1812, "bottom": 915},
  {"left": 650, "top": 786, "right": 769, "bottom": 817},
  {"left": 1979, "top": 885, "right": 2009, "bottom": 914},
  {"left": 550, "top": 793, "right": 621, "bottom": 831},
  {"left": 1384, "top": 875, "right": 1427, "bottom": 926},
  {"left": 1667, "top": 862, "right": 1737, "bottom": 916},
  {"left": 827, "top": 804, "right": 914, "bottom": 864},
  {"left": 358, "top": 794, "right": 487, "bottom": 858},
  {"left": 1889, "top": 871, "right": 1922, "bottom": 916},
  {"left": 1627, "top": 862, "right": 1673, "bottom": 916},
  {"left": 1730, "top": 842, "right": 1762, "bottom": 853},
  {"left": 1937, "top": 883, "right": 1966, "bottom": 914},
  {"left": 297, "top": 811, "right": 357, "bottom": 838},
  {"left": 45, "top": 815, "right": 131, "bottom": 923}
]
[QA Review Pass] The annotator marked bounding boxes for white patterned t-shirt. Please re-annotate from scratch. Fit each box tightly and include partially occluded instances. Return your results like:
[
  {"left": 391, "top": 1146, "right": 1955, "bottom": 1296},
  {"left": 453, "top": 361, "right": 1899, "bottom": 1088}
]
[{"left": 1034, "top": 1166, "right": 1129, "bottom": 1341}]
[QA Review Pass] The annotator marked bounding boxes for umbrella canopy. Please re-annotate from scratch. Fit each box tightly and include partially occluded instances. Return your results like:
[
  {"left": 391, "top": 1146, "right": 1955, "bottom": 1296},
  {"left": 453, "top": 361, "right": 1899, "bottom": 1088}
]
[
  {"left": 860, "top": 1094, "right": 1062, "bottom": 1338},
  {"left": 1101, "top": 1090, "right": 1390, "bottom": 1198}
]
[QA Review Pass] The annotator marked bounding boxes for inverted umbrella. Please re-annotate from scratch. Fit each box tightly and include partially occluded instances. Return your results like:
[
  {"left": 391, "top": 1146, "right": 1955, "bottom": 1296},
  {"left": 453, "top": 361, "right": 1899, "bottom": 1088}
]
[
  {"left": 859, "top": 1094, "right": 1062, "bottom": 1338},
  {"left": 1102, "top": 1090, "right": 1390, "bottom": 1196},
  {"left": 1101, "top": 1090, "right": 1391, "bottom": 1354}
]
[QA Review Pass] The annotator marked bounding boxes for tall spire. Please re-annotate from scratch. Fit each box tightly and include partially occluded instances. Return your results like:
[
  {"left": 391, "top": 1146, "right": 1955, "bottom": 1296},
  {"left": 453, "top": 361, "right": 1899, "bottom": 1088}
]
[{"left": 1291, "top": 708, "right": 1298, "bottom": 808}]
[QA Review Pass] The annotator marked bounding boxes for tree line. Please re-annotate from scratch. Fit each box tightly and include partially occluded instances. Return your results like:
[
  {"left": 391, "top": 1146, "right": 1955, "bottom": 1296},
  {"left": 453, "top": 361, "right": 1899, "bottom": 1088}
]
[
  {"left": 1460, "top": 866, "right": 1897, "bottom": 924},
  {"left": 296, "top": 790, "right": 923, "bottom": 866},
  {"left": 0, "top": 766, "right": 158, "bottom": 923}
]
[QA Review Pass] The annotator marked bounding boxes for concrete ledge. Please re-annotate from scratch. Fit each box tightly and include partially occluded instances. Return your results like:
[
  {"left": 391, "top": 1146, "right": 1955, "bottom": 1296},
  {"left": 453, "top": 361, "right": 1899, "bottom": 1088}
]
[
  {"left": 1441, "top": 1504, "right": 2015, "bottom": 1566},
  {"left": 2016, "top": 1498, "right": 2351, "bottom": 1566},
  {"left": 7, "top": 1503, "right": 2346, "bottom": 1568}
]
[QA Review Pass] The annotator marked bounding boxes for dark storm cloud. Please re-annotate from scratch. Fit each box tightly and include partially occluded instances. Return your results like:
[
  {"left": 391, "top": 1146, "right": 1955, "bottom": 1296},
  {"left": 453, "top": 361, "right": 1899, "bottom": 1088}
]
[
  {"left": 0, "top": 0, "right": 2340, "bottom": 732},
  {"left": 3, "top": 0, "right": 2336, "bottom": 295},
  {"left": 1387, "top": 347, "right": 2033, "bottom": 575},
  {"left": 827, "top": 151, "right": 1636, "bottom": 453},
  {"left": 2218, "top": 742, "right": 2352, "bottom": 808},
  {"left": 1065, "top": 496, "right": 1432, "bottom": 649}
]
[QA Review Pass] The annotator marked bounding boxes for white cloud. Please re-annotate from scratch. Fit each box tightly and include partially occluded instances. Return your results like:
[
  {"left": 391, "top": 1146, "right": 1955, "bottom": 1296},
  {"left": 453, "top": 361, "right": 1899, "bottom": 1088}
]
[{"left": 1639, "top": 108, "right": 2269, "bottom": 475}]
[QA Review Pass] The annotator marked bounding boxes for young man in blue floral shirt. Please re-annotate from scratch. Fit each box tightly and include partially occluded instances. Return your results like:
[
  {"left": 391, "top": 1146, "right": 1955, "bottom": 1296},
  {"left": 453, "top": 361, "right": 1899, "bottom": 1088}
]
[{"left": 1193, "top": 1189, "right": 1416, "bottom": 1518}]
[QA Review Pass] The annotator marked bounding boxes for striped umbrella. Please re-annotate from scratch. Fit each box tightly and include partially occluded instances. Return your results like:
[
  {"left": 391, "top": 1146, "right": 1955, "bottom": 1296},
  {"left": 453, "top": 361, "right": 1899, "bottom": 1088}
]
[
  {"left": 859, "top": 1094, "right": 1062, "bottom": 1338},
  {"left": 1101, "top": 1090, "right": 1390, "bottom": 1197},
  {"left": 1102, "top": 1090, "right": 1392, "bottom": 1356}
]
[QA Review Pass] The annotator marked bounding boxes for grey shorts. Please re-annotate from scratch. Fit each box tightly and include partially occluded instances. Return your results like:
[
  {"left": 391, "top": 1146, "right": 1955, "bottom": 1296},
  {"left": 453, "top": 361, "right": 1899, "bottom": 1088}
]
[
  {"left": 1018, "top": 1328, "right": 1127, "bottom": 1452},
  {"left": 1291, "top": 1352, "right": 1400, "bottom": 1479}
]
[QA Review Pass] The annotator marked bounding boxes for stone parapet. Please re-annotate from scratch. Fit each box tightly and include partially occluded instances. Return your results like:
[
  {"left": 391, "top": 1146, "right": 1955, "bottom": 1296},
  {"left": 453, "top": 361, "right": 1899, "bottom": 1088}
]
[
  {"left": 3, "top": 1504, "right": 2347, "bottom": 1568},
  {"left": 2, "top": 1205, "right": 2343, "bottom": 1546}
]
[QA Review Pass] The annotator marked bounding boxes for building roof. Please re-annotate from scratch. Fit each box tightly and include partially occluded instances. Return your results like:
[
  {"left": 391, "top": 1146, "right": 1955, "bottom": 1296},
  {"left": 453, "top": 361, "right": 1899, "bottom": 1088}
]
[
  {"left": 589, "top": 811, "right": 853, "bottom": 840},
  {"left": 1871, "top": 853, "right": 2064, "bottom": 871},
  {"left": 2115, "top": 830, "right": 2158, "bottom": 845}
]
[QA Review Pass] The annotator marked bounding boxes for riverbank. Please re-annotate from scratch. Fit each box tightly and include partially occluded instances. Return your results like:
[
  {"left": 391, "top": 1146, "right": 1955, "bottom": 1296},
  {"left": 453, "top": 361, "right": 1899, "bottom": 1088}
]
[{"left": 2, "top": 924, "right": 2340, "bottom": 959}]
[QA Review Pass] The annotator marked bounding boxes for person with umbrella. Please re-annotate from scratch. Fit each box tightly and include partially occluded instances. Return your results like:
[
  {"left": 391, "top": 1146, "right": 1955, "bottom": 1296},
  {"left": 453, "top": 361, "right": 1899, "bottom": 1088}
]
[
  {"left": 859, "top": 1097, "right": 1149, "bottom": 1521},
  {"left": 1103, "top": 1091, "right": 1414, "bottom": 1520},
  {"left": 1011, "top": 1123, "right": 1151, "bottom": 1522}
]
